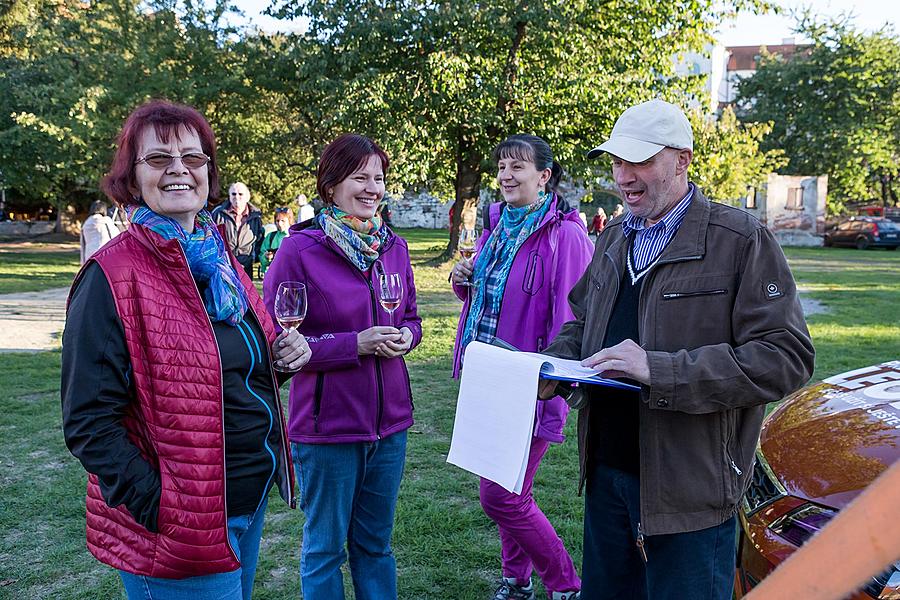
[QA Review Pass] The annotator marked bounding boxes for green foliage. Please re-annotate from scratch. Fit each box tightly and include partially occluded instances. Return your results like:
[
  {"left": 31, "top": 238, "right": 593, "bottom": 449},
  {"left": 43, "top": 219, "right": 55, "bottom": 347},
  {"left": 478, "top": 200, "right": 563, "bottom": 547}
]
[
  {"left": 689, "top": 106, "right": 786, "bottom": 203},
  {"left": 736, "top": 17, "right": 900, "bottom": 213},
  {"left": 0, "top": 0, "right": 304, "bottom": 213},
  {"left": 267, "top": 0, "right": 766, "bottom": 253}
]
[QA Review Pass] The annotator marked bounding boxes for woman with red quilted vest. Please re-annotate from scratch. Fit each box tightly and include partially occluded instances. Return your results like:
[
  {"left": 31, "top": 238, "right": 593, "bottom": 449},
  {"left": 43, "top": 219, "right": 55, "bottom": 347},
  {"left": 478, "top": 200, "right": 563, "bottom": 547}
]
[
  {"left": 263, "top": 134, "right": 422, "bottom": 599},
  {"left": 60, "top": 100, "right": 310, "bottom": 600}
]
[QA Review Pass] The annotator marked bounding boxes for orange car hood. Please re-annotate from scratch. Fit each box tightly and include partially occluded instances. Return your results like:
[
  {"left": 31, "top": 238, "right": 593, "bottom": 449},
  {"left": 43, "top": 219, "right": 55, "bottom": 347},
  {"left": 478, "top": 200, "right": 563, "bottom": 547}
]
[{"left": 759, "top": 362, "right": 900, "bottom": 511}]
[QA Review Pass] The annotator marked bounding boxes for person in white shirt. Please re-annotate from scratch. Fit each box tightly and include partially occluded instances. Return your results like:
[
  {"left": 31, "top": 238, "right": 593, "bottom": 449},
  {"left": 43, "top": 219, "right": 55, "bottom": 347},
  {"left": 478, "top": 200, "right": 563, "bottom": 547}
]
[
  {"left": 296, "top": 193, "right": 315, "bottom": 223},
  {"left": 80, "top": 200, "right": 120, "bottom": 263}
]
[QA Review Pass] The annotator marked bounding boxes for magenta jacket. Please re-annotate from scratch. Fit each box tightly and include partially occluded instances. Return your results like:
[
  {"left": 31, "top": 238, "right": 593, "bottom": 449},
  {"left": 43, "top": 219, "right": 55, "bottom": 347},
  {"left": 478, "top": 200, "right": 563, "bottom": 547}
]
[
  {"left": 452, "top": 195, "right": 593, "bottom": 443},
  {"left": 264, "top": 224, "right": 422, "bottom": 444}
]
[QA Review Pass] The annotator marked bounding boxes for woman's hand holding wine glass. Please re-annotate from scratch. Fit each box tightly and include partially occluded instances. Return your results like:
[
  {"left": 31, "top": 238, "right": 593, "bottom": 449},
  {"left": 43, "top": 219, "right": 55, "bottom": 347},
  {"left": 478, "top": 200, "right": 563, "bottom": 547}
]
[
  {"left": 452, "top": 228, "right": 478, "bottom": 286},
  {"left": 273, "top": 282, "right": 309, "bottom": 371}
]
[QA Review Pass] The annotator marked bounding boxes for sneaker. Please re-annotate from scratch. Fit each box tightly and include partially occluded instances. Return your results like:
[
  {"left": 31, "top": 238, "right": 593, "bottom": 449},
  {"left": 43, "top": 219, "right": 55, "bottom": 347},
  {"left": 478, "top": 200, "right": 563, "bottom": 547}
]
[
  {"left": 492, "top": 578, "right": 536, "bottom": 600},
  {"left": 551, "top": 592, "right": 580, "bottom": 600}
]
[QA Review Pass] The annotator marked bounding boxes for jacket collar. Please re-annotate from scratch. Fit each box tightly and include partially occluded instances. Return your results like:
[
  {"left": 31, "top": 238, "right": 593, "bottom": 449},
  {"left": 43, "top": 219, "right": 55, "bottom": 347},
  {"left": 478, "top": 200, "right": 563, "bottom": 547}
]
[{"left": 603, "top": 186, "right": 711, "bottom": 267}]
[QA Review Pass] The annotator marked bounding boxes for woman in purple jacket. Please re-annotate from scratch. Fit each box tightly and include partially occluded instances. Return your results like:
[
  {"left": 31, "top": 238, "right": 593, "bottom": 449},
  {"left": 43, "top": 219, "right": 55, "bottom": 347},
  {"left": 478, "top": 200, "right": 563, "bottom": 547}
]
[
  {"left": 263, "top": 134, "right": 422, "bottom": 600},
  {"left": 451, "top": 135, "right": 593, "bottom": 600}
]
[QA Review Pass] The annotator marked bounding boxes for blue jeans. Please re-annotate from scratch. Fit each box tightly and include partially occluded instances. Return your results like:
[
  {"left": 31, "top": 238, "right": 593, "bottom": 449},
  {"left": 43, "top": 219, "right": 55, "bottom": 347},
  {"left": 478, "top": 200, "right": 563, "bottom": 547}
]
[
  {"left": 119, "top": 496, "right": 268, "bottom": 600},
  {"left": 582, "top": 462, "right": 736, "bottom": 600},
  {"left": 292, "top": 431, "right": 407, "bottom": 600}
]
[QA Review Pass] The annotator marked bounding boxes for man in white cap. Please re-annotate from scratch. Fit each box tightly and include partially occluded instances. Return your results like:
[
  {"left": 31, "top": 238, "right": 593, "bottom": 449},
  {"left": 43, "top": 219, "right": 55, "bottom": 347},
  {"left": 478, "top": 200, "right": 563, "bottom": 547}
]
[{"left": 542, "top": 99, "right": 815, "bottom": 599}]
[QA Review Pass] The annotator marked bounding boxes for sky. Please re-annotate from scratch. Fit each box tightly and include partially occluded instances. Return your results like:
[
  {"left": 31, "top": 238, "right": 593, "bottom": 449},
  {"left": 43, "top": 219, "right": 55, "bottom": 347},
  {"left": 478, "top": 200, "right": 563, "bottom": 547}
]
[{"left": 229, "top": 0, "right": 899, "bottom": 47}]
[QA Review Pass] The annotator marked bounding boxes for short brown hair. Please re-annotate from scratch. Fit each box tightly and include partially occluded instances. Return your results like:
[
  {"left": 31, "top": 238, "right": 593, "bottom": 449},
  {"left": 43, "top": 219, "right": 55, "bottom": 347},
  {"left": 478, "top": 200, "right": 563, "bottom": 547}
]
[{"left": 316, "top": 134, "right": 389, "bottom": 204}]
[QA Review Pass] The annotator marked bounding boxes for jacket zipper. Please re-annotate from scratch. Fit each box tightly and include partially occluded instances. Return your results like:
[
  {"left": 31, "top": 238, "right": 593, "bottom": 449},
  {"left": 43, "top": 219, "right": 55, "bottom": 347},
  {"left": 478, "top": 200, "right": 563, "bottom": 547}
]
[
  {"left": 661, "top": 288, "right": 727, "bottom": 300},
  {"left": 246, "top": 311, "right": 290, "bottom": 510},
  {"left": 176, "top": 244, "right": 235, "bottom": 559},
  {"left": 366, "top": 276, "right": 386, "bottom": 438},
  {"left": 321, "top": 237, "right": 396, "bottom": 439},
  {"left": 636, "top": 522, "right": 648, "bottom": 563}
]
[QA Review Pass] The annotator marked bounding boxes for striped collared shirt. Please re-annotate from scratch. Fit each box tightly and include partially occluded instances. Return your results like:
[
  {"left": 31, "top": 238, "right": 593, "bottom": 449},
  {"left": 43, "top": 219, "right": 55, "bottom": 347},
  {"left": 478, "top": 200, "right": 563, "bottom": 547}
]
[{"left": 622, "top": 183, "right": 694, "bottom": 273}]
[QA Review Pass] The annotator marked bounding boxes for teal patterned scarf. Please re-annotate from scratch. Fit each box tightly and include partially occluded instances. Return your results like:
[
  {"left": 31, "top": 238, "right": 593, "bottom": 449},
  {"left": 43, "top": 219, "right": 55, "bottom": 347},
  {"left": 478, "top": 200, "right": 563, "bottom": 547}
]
[
  {"left": 315, "top": 205, "right": 389, "bottom": 270},
  {"left": 128, "top": 205, "right": 249, "bottom": 326},
  {"left": 460, "top": 192, "right": 552, "bottom": 349}
]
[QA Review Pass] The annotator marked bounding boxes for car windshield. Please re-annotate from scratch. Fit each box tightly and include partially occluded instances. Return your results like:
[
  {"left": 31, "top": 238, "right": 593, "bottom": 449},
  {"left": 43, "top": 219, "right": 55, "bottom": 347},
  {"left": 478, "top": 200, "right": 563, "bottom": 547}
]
[{"left": 878, "top": 220, "right": 899, "bottom": 231}]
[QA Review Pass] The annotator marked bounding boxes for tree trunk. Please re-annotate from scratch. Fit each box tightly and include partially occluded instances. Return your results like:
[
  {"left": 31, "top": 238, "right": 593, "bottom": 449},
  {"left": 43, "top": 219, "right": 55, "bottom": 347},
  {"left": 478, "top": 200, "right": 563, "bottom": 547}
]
[{"left": 442, "top": 135, "right": 481, "bottom": 261}]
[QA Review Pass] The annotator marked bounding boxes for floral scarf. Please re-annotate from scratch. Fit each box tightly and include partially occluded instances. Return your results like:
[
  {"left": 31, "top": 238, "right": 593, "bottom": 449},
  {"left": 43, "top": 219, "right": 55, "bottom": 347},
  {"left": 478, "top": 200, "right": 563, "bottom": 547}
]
[
  {"left": 128, "top": 205, "right": 248, "bottom": 325},
  {"left": 315, "top": 205, "right": 389, "bottom": 270}
]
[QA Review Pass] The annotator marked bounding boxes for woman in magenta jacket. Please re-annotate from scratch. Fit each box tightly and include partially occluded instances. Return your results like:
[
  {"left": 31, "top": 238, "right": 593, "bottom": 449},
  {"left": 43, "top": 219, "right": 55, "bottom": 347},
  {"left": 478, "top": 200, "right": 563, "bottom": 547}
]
[
  {"left": 264, "top": 134, "right": 421, "bottom": 600},
  {"left": 451, "top": 135, "right": 593, "bottom": 600}
]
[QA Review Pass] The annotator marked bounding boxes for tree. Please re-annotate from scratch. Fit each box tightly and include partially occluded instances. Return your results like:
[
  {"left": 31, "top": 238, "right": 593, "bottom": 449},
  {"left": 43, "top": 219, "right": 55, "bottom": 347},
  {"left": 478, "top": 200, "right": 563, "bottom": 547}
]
[
  {"left": 736, "top": 17, "right": 900, "bottom": 214},
  {"left": 0, "top": 0, "right": 299, "bottom": 223},
  {"left": 269, "top": 0, "right": 766, "bottom": 257},
  {"left": 689, "top": 107, "right": 786, "bottom": 203}
]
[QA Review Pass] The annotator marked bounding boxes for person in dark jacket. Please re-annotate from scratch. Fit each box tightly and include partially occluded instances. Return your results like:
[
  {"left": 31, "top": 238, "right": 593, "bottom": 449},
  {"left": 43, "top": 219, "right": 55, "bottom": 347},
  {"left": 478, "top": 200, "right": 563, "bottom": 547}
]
[
  {"left": 211, "top": 181, "right": 264, "bottom": 279},
  {"left": 542, "top": 99, "right": 815, "bottom": 600},
  {"left": 263, "top": 133, "right": 422, "bottom": 600},
  {"left": 451, "top": 135, "right": 591, "bottom": 600},
  {"left": 60, "top": 100, "right": 311, "bottom": 600}
]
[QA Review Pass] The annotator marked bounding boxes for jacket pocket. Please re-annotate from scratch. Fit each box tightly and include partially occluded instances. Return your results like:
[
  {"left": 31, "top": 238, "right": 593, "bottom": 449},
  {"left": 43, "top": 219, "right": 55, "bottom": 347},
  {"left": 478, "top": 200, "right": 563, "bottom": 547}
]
[
  {"left": 313, "top": 373, "right": 325, "bottom": 432},
  {"left": 722, "top": 410, "right": 742, "bottom": 503},
  {"left": 661, "top": 288, "right": 727, "bottom": 300},
  {"left": 521, "top": 251, "right": 544, "bottom": 296}
]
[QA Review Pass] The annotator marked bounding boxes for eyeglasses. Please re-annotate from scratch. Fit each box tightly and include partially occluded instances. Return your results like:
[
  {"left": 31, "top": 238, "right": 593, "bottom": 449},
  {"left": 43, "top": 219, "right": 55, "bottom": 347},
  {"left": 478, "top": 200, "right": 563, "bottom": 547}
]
[
  {"left": 275, "top": 207, "right": 290, "bottom": 213},
  {"left": 135, "top": 152, "right": 211, "bottom": 169}
]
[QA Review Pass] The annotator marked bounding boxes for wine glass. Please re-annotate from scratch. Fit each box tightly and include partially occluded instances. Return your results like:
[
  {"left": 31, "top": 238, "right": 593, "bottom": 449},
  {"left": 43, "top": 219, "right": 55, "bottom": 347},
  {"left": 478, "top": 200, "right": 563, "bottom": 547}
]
[
  {"left": 274, "top": 281, "right": 307, "bottom": 332},
  {"left": 378, "top": 272, "right": 403, "bottom": 317},
  {"left": 457, "top": 228, "right": 478, "bottom": 287}
]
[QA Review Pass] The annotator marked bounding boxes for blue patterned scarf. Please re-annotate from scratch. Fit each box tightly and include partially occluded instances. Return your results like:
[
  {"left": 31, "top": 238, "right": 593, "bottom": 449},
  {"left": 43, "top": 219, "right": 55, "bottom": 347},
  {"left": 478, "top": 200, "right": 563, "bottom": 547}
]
[
  {"left": 128, "top": 205, "right": 249, "bottom": 326},
  {"left": 460, "top": 192, "right": 552, "bottom": 349},
  {"left": 315, "top": 205, "right": 389, "bottom": 270}
]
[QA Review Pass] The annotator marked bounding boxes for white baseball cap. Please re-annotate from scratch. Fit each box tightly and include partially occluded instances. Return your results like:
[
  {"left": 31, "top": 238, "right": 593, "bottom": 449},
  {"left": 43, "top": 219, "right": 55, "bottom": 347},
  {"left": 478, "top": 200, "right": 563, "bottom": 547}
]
[{"left": 587, "top": 99, "right": 693, "bottom": 162}]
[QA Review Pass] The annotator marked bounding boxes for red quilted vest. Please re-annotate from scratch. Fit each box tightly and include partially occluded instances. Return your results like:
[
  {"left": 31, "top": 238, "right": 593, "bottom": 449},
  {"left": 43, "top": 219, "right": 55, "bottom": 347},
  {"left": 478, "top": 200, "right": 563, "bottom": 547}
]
[{"left": 75, "top": 223, "right": 294, "bottom": 578}]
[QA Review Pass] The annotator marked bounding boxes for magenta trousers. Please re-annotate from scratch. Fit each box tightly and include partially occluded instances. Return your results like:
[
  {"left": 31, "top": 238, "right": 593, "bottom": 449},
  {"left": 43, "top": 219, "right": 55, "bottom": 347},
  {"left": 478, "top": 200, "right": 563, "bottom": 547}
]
[{"left": 479, "top": 437, "right": 581, "bottom": 593}]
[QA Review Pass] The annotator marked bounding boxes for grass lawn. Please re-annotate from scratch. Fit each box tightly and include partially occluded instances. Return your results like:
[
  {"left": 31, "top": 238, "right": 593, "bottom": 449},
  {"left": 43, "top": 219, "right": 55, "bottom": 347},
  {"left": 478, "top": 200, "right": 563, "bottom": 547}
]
[
  {"left": 0, "top": 242, "right": 80, "bottom": 294},
  {"left": 0, "top": 231, "right": 897, "bottom": 599}
]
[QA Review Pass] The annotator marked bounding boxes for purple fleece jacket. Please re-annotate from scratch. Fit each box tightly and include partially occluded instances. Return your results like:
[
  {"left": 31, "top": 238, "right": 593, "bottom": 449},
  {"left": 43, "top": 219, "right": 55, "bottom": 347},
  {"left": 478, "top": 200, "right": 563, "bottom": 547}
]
[
  {"left": 264, "top": 224, "right": 422, "bottom": 444},
  {"left": 451, "top": 195, "right": 594, "bottom": 443}
]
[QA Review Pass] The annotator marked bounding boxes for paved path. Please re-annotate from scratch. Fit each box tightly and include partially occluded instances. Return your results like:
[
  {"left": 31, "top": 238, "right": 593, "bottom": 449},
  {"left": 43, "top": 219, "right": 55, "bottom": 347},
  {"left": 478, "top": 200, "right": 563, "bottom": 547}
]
[{"left": 0, "top": 287, "right": 70, "bottom": 353}]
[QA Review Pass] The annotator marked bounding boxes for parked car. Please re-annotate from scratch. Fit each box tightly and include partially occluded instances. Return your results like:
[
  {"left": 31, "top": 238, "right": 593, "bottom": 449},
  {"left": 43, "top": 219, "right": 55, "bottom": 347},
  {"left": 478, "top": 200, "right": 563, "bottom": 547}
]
[
  {"left": 734, "top": 361, "right": 900, "bottom": 599},
  {"left": 824, "top": 217, "right": 900, "bottom": 250}
]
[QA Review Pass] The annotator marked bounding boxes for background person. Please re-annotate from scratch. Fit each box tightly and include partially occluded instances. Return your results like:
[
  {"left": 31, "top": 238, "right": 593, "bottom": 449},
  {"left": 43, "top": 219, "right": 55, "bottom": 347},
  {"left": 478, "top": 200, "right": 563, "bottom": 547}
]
[
  {"left": 212, "top": 181, "right": 264, "bottom": 279},
  {"left": 450, "top": 134, "right": 592, "bottom": 600},
  {"left": 259, "top": 206, "right": 292, "bottom": 276},
  {"left": 61, "top": 99, "right": 310, "bottom": 600},
  {"left": 80, "top": 199, "right": 120, "bottom": 263},
  {"left": 296, "top": 193, "right": 315, "bottom": 222},
  {"left": 264, "top": 133, "right": 422, "bottom": 600},
  {"left": 588, "top": 206, "right": 607, "bottom": 236},
  {"left": 542, "top": 99, "right": 815, "bottom": 600}
]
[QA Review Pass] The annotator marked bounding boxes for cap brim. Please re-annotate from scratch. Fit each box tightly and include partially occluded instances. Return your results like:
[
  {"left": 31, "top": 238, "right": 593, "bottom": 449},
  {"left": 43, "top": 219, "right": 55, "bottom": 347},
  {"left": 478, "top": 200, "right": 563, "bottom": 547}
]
[{"left": 586, "top": 137, "right": 665, "bottom": 162}]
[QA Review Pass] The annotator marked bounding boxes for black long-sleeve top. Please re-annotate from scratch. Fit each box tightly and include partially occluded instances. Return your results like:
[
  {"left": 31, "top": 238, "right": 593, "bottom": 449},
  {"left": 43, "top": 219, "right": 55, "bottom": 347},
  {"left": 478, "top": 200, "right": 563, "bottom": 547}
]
[{"left": 61, "top": 263, "right": 285, "bottom": 532}]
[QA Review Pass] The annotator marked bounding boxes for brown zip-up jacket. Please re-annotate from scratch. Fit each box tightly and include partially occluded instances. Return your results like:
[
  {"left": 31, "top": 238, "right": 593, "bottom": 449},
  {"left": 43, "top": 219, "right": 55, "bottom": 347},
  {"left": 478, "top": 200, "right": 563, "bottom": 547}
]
[{"left": 545, "top": 188, "right": 815, "bottom": 536}]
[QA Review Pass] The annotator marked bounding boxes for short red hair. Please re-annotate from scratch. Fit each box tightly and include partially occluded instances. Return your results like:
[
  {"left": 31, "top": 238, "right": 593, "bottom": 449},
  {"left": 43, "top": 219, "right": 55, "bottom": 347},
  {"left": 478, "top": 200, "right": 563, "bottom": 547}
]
[
  {"left": 316, "top": 134, "right": 389, "bottom": 204},
  {"left": 101, "top": 100, "right": 220, "bottom": 207}
]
